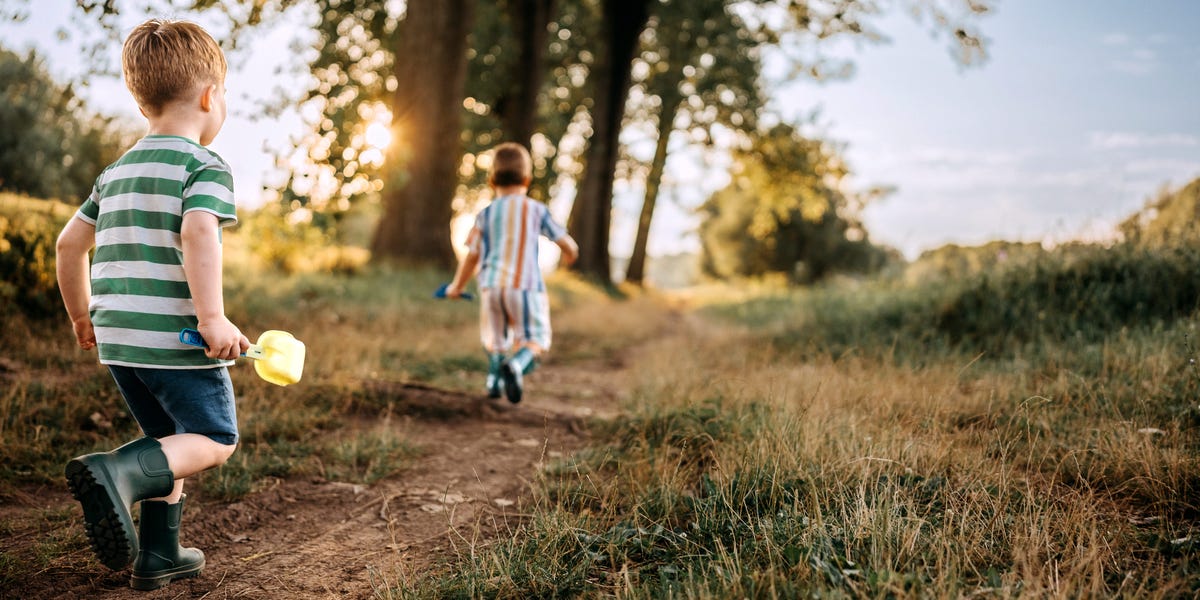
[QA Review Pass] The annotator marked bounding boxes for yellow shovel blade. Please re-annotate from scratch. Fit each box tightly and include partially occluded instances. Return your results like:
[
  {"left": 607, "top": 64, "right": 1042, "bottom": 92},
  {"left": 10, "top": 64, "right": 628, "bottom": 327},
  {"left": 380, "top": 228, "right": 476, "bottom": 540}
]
[{"left": 250, "top": 330, "right": 306, "bottom": 386}]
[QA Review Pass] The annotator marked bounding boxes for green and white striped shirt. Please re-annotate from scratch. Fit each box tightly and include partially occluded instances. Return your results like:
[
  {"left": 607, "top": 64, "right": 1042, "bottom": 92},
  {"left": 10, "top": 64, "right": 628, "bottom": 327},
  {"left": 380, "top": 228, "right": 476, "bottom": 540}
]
[{"left": 75, "top": 135, "right": 237, "bottom": 369}]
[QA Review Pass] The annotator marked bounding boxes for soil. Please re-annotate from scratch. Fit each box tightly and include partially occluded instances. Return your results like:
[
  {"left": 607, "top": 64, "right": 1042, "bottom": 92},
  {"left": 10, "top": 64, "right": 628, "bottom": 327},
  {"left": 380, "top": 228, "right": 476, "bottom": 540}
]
[{"left": 2, "top": 353, "right": 630, "bottom": 599}]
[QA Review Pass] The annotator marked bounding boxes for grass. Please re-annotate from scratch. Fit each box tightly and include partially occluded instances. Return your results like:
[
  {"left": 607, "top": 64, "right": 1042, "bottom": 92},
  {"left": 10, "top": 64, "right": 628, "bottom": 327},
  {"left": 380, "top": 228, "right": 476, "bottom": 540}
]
[
  {"left": 392, "top": 244, "right": 1200, "bottom": 598},
  {"left": 398, "top": 316, "right": 1200, "bottom": 597},
  {"left": 6, "top": 191, "right": 1200, "bottom": 596},
  {"left": 0, "top": 505, "right": 91, "bottom": 589}
]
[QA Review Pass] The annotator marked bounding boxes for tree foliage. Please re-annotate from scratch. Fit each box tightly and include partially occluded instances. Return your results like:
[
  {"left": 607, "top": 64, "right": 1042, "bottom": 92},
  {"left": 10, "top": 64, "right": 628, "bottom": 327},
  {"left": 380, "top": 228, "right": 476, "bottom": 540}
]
[
  {"left": 48, "top": 0, "right": 994, "bottom": 276},
  {"left": 622, "top": 0, "right": 767, "bottom": 283},
  {"left": 621, "top": 0, "right": 992, "bottom": 284},
  {"left": 0, "top": 46, "right": 135, "bottom": 202},
  {"left": 699, "top": 123, "right": 893, "bottom": 282},
  {"left": 567, "top": 0, "right": 652, "bottom": 281}
]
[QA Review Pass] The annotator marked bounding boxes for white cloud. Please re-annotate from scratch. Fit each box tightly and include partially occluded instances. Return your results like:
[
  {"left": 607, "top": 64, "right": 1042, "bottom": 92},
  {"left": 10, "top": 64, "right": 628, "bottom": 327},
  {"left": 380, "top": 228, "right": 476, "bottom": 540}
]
[
  {"left": 853, "top": 137, "right": 1200, "bottom": 258},
  {"left": 1088, "top": 131, "right": 1199, "bottom": 150},
  {"left": 1101, "top": 32, "right": 1166, "bottom": 75}
]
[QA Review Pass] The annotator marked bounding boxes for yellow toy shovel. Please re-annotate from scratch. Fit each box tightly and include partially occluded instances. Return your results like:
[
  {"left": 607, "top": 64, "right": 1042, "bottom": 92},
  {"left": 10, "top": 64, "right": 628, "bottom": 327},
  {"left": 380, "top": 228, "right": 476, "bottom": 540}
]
[{"left": 179, "top": 328, "right": 306, "bottom": 386}]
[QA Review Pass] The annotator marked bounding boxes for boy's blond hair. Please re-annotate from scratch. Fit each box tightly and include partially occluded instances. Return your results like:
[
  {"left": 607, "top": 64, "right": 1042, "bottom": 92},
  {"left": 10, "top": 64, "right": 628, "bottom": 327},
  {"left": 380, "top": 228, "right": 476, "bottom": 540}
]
[
  {"left": 489, "top": 142, "right": 533, "bottom": 187},
  {"left": 122, "top": 19, "right": 226, "bottom": 116}
]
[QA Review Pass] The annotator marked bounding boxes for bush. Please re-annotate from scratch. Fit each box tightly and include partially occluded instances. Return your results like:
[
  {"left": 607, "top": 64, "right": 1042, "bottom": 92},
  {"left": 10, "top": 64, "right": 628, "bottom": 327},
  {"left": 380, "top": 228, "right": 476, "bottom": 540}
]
[
  {"left": 706, "top": 241, "right": 1200, "bottom": 361},
  {"left": 0, "top": 193, "right": 73, "bottom": 319},
  {"left": 931, "top": 243, "right": 1200, "bottom": 352},
  {"left": 231, "top": 205, "right": 369, "bottom": 275}
]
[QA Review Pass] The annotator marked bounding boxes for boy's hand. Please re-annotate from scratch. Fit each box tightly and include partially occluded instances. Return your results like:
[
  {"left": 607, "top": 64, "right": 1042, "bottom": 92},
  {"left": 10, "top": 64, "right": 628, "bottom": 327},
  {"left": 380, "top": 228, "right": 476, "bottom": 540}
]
[
  {"left": 197, "top": 317, "right": 251, "bottom": 360},
  {"left": 71, "top": 316, "right": 96, "bottom": 350},
  {"left": 445, "top": 283, "right": 464, "bottom": 298},
  {"left": 556, "top": 235, "right": 579, "bottom": 267}
]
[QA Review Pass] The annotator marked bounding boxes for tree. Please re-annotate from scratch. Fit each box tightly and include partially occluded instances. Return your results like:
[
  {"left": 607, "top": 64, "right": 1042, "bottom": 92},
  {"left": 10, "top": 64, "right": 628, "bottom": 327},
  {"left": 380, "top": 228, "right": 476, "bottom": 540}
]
[
  {"left": 456, "top": 0, "right": 595, "bottom": 206},
  {"left": 567, "top": 0, "right": 651, "bottom": 281},
  {"left": 370, "top": 0, "right": 475, "bottom": 268},
  {"left": 622, "top": 0, "right": 765, "bottom": 284},
  {"left": 54, "top": 0, "right": 992, "bottom": 277},
  {"left": 0, "top": 46, "right": 135, "bottom": 201},
  {"left": 574, "top": 0, "right": 992, "bottom": 283},
  {"left": 699, "top": 123, "right": 893, "bottom": 282},
  {"left": 495, "top": 0, "right": 556, "bottom": 149},
  {"left": 63, "top": 0, "right": 479, "bottom": 267}
]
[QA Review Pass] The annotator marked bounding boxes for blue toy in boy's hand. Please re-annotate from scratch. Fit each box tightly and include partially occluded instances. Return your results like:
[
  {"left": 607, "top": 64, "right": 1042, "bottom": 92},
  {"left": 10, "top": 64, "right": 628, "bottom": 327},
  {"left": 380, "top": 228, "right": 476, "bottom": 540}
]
[
  {"left": 179, "top": 328, "right": 206, "bottom": 348},
  {"left": 433, "top": 283, "right": 474, "bottom": 301}
]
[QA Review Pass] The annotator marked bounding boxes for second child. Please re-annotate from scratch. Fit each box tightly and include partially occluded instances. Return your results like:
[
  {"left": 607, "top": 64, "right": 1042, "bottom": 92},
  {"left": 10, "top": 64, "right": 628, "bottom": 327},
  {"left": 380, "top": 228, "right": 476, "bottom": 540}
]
[{"left": 445, "top": 142, "right": 578, "bottom": 403}]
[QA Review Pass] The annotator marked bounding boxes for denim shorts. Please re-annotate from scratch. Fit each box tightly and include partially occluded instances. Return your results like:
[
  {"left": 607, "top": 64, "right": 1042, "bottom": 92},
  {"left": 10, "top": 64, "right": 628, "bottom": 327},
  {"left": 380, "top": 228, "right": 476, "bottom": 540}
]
[{"left": 108, "top": 365, "right": 239, "bottom": 445}]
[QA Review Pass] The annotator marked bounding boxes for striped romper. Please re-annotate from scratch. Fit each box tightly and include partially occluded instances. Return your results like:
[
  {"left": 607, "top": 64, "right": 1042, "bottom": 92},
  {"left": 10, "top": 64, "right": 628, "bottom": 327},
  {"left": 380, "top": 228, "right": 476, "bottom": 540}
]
[{"left": 465, "top": 194, "right": 568, "bottom": 353}]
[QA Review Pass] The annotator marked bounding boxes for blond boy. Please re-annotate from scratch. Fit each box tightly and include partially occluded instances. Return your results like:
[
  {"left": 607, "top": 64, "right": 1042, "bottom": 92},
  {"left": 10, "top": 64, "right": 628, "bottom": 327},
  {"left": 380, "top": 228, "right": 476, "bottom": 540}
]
[
  {"left": 56, "top": 19, "right": 247, "bottom": 590},
  {"left": 446, "top": 142, "right": 579, "bottom": 403}
]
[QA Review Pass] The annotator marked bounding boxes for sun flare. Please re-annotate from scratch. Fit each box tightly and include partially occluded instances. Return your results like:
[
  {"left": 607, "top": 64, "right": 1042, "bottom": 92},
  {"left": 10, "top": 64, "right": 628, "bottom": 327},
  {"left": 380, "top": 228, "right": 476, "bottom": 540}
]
[{"left": 358, "top": 105, "right": 394, "bottom": 168}]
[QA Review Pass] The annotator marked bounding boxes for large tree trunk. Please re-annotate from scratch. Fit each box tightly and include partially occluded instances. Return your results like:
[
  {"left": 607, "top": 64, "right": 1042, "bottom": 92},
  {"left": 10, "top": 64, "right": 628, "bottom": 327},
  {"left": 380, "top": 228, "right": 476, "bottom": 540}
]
[
  {"left": 371, "top": 0, "right": 476, "bottom": 268},
  {"left": 498, "top": 0, "right": 555, "bottom": 149},
  {"left": 567, "top": 0, "right": 650, "bottom": 281},
  {"left": 625, "top": 97, "right": 678, "bottom": 285}
]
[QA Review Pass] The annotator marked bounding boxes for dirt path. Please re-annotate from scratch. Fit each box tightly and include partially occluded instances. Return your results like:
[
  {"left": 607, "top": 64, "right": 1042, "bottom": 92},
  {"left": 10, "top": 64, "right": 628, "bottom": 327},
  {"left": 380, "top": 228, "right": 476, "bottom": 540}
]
[{"left": 7, "top": 354, "right": 629, "bottom": 599}]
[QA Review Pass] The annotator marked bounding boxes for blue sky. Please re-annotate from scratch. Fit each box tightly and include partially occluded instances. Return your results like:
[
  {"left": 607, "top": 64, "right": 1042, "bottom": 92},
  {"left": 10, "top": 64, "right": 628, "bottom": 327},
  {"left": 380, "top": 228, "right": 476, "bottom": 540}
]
[
  {"left": 3, "top": 1, "right": 1199, "bottom": 260},
  {"left": 773, "top": 0, "right": 1200, "bottom": 257}
]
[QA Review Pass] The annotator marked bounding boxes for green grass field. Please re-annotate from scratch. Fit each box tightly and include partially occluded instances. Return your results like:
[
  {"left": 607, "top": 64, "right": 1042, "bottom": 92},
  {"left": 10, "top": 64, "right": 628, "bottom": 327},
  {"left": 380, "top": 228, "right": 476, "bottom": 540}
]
[{"left": 3, "top": 192, "right": 1199, "bottom": 597}]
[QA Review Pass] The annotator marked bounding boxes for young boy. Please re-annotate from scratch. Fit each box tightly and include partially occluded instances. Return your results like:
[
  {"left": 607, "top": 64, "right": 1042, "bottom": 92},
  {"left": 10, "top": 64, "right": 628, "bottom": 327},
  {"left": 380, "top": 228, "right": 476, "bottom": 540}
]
[
  {"left": 55, "top": 19, "right": 247, "bottom": 591},
  {"left": 445, "top": 142, "right": 578, "bottom": 403}
]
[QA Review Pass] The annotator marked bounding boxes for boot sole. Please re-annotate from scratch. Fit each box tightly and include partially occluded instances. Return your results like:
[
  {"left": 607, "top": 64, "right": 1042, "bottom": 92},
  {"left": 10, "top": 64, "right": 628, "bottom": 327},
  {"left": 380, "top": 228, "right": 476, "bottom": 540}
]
[
  {"left": 501, "top": 364, "right": 522, "bottom": 404},
  {"left": 65, "top": 458, "right": 137, "bottom": 570},
  {"left": 130, "top": 559, "right": 205, "bottom": 591}
]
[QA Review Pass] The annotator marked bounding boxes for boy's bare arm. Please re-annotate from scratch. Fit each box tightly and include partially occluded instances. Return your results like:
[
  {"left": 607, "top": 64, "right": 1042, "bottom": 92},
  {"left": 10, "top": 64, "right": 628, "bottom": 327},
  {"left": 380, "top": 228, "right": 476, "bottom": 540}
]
[
  {"left": 181, "top": 211, "right": 249, "bottom": 360},
  {"left": 56, "top": 217, "right": 97, "bottom": 350},
  {"left": 447, "top": 249, "right": 481, "bottom": 298},
  {"left": 556, "top": 235, "right": 579, "bottom": 266}
]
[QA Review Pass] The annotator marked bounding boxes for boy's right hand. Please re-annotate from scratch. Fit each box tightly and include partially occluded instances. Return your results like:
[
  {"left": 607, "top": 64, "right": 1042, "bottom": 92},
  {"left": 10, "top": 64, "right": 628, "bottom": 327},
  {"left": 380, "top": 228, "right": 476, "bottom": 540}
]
[
  {"left": 197, "top": 317, "right": 251, "bottom": 360},
  {"left": 71, "top": 316, "right": 96, "bottom": 350}
]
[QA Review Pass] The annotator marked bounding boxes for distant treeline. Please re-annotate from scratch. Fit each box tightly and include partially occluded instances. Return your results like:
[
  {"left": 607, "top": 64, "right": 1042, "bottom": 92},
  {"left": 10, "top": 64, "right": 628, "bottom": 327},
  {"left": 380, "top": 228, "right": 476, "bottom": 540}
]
[{"left": 709, "top": 175, "right": 1200, "bottom": 359}]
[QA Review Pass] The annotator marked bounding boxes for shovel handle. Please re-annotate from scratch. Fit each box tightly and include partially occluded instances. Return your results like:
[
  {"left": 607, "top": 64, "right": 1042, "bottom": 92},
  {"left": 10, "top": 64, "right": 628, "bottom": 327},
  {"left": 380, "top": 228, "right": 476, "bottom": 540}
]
[
  {"left": 179, "top": 328, "right": 264, "bottom": 359},
  {"left": 433, "top": 283, "right": 474, "bottom": 301}
]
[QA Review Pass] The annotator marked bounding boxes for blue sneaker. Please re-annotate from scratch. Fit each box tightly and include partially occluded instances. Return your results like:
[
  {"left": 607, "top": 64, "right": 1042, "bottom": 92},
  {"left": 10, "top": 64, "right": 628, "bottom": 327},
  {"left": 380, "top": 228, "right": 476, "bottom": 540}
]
[
  {"left": 502, "top": 348, "right": 536, "bottom": 404},
  {"left": 486, "top": 353, "right": 506, "bottom": 399}
]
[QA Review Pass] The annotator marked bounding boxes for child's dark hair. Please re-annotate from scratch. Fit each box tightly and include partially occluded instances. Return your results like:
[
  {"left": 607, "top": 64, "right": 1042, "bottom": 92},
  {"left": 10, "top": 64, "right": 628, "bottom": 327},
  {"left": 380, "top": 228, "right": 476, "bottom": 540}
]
[{"left": 489, "top": 142, "right": 532, "bottom": 187}]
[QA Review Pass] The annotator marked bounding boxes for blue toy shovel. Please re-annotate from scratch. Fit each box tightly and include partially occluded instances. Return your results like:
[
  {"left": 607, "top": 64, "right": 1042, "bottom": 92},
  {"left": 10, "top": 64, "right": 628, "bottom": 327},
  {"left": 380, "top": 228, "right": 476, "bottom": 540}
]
[
  {"left": 433, "top": 283, "right": 474, "bottom": 301},
  {"left": 179, "top": 328, "right": 306, "bottom": 386}
]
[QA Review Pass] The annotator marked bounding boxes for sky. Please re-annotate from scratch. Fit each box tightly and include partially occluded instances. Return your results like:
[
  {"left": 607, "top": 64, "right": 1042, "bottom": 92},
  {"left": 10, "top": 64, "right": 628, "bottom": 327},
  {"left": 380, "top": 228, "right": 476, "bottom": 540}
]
[
  {"left": 3, "top": 1, "right": 1199, "bottom": 261},
  {"left": 773, "top": 0, "right": 1200, "bottom": 257}
]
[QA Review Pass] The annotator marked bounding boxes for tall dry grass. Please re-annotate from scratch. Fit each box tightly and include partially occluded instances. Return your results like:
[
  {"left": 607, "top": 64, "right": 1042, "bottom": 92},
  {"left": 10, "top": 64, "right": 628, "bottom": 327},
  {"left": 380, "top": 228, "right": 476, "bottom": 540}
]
[{"left": 407, "top": 290, "right": 1200, "bottom": 598}]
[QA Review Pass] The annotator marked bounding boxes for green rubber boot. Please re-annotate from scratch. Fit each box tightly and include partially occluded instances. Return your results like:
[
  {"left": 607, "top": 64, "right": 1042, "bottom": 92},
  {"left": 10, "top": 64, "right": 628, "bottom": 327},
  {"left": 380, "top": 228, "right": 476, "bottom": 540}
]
[
  {"left": 64, "top": 437, "right": 175, "bottom": 570},
  {"left": 486, "top": 353, "right": 507, "bottom": 398},
  {"left": 501, "top": 348, "right": 537, "bottom": 404},
  {"left": 130, "top": 495, "right": 205, "bottom": 590}
]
